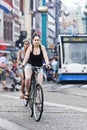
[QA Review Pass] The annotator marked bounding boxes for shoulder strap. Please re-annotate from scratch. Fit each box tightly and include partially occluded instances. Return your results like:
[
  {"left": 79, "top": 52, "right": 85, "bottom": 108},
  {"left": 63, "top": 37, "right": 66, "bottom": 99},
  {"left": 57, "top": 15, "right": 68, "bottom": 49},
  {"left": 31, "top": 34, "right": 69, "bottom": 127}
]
[{"left": 32, "top": 45, "right": 34, "bottom": 52}]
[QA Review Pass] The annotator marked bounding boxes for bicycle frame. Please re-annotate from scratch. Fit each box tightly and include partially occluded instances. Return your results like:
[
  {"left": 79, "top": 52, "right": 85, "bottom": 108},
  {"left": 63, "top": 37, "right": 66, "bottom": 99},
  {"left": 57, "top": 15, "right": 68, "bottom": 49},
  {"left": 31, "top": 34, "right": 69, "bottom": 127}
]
[
  {"left": 29, "top": 67, "right": 39, "bottom": 108},
  {"left": 27, "top": 66, "right": 44, "bottom": 121}
]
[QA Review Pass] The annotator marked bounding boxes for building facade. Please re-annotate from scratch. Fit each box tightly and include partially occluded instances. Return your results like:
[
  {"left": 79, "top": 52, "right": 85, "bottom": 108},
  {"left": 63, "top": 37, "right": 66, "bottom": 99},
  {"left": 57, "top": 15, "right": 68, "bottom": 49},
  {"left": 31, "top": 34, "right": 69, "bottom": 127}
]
[{"left": 0, "top": 0, "right": 32, "bottom": 46}]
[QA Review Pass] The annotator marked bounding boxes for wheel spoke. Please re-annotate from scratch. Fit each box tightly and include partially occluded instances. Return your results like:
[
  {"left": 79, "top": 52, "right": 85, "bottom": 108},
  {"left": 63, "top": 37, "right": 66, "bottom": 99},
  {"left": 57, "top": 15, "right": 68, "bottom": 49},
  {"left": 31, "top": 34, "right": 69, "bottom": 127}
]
[{"left": 33, "top": 84, "right": 44, "bottom": 121}]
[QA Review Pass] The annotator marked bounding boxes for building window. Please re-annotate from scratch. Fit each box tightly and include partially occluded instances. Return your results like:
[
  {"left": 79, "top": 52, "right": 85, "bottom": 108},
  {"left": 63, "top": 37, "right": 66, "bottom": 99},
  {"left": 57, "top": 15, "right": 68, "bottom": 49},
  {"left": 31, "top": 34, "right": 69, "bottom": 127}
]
[
  {"left": 4, "top": 21, "right": 13, "bottom": 41},
  {"left": 4, "top": 21, "right": 6, "bottom": 40},
  {"left": 30, "top": 0, "right": 33, "bottom": 11}
]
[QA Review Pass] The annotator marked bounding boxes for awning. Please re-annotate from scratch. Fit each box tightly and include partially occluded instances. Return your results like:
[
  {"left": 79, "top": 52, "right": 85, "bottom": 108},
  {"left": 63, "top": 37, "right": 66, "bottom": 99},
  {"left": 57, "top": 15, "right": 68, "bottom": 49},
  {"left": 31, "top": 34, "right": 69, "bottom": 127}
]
[
  {"left": 0, "top": 40, "right": 12, "bottom": 50},
  {"left": 0, "top": 40, "right": 11, "bottom": 46}
]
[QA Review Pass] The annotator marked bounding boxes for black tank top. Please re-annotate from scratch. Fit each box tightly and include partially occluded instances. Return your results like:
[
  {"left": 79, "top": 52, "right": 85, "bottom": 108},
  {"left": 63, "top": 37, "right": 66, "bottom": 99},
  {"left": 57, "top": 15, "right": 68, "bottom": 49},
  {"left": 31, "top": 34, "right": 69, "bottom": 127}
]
[{"left": 28, "top": 45, "right": 43, "bottom": 67}]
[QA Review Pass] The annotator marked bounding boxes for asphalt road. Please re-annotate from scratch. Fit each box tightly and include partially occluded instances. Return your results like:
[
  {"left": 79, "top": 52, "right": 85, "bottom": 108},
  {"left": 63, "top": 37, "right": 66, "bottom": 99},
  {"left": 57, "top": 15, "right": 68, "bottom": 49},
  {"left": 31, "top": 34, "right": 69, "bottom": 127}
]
[{"left": 0, "top": 79, "right": 87, "bottom": 130}]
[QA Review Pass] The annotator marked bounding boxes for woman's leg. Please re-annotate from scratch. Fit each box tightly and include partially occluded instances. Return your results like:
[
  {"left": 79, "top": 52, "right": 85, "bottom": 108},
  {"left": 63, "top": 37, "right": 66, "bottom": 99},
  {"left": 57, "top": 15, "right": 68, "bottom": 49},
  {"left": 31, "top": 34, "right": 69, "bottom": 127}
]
[
  {"left": 19, "top": 70, "right": 25, "bottom": 98},
  {"left": 24, "top": 64, "right": 32, "bottom": 95},
  {"left": 38, "top": 69, "right": 43, "bottom": 85},
  {"left": 1, "top": 80, "right": 6, "bottom": 89},
  {"left": 20, "top": 75, "right": 25, "bottom": 99}
]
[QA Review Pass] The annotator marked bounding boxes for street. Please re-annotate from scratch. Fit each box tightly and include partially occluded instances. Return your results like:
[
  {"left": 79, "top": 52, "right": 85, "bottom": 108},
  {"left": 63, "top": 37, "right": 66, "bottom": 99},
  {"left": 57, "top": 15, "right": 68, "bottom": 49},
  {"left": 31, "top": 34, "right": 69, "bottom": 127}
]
[
  {"left": 0, "top": 0, "right": 87, "bottom": 130},
  {"left": 0, "top": 80, "right": 87, "bottom": 130}
]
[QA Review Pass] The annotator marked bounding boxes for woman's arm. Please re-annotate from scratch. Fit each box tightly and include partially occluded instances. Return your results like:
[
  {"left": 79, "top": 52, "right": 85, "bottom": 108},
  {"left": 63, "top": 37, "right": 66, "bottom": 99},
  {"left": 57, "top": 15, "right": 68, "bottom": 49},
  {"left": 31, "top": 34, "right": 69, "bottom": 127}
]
[
  {"left": 41, "top": 45, "right": 49, "bottom": 65},
  {"left": 17, "top": 50, "right": 21, "bottom": 65}
]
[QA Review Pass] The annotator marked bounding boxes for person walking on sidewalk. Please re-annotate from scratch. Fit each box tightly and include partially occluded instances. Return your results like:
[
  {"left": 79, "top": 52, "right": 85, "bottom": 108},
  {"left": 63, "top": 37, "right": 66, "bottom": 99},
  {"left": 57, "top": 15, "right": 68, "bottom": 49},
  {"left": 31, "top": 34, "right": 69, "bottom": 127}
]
[
  {"left": 0, "top": 53, "right": 8, "bottom": 90},
  {"left": 51, "top": 57, "right": 58, "bottom": 81}
]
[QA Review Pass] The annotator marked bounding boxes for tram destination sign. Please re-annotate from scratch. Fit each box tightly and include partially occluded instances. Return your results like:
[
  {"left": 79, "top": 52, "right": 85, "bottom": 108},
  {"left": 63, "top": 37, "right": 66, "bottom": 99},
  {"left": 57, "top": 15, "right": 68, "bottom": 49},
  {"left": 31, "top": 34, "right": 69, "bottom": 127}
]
[{"left": 62, "top": 36, "right": 87, "bottom": 43}]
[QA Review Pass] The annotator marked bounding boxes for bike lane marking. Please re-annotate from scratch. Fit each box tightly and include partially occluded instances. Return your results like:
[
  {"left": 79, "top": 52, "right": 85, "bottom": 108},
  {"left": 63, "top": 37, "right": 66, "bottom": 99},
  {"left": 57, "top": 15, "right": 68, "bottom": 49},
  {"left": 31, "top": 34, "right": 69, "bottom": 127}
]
[{"left": 1, "top": 94, "right": 87, "bottom": 113}]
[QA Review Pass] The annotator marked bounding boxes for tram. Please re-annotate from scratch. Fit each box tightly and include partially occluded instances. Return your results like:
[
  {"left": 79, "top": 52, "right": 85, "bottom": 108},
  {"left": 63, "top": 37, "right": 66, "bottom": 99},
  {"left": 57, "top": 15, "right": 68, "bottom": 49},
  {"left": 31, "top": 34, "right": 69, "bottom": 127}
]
[{"left": 57, "top": 34, "right": 87, "bottom": 82}]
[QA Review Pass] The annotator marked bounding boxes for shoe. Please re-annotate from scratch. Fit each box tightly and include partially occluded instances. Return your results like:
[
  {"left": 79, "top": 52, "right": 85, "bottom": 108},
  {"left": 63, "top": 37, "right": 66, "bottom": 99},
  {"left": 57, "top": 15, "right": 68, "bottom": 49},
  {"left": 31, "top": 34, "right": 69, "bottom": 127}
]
[
  {"left": 20, "top": 94, "right": 24, "bottom": 99},
  {"left": 3, "top": 87, "right": 8, "bottom": 91},
  {"left": 24, "top": 94, "right": 29, "bottom": 99}
]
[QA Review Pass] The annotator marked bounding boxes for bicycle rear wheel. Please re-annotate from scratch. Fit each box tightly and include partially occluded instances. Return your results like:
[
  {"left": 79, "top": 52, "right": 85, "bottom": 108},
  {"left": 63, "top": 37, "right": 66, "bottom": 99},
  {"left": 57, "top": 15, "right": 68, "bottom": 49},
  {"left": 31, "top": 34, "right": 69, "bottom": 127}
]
[{"left": 33, "top": 84, "right": 44, "bottom": 121}]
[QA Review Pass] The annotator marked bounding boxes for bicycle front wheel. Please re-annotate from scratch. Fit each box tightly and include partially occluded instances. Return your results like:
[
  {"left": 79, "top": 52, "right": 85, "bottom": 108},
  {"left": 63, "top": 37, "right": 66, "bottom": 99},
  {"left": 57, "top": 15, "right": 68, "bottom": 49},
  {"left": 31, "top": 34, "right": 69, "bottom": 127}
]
[{"left": 33, "top": 84, "right": 44, "bottom": 121}]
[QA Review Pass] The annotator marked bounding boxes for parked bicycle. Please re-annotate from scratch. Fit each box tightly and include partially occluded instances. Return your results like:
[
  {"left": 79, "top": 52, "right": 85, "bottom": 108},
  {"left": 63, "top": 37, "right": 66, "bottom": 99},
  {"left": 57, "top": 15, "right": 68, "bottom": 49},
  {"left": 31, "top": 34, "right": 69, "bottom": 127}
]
[{"left": 23, "top": 66, "right": 44, "bottom": 122}]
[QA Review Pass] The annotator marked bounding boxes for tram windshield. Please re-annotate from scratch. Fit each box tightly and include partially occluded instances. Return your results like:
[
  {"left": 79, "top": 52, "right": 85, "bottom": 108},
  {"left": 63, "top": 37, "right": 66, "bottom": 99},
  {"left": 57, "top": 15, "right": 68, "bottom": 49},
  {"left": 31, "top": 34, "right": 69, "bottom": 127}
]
[{"left": 62, "top": 36, "right": 87, "bottom": 64}]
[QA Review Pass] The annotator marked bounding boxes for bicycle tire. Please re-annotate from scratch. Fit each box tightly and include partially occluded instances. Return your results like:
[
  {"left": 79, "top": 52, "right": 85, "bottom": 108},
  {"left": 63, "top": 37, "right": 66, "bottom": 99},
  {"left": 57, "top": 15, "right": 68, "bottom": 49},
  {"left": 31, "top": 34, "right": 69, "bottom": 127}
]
[
  {"left": 23, "top": 98, "right": 28, "bottom": 107},
  {"left": 28, "top": 83, "right": 34, "bottom": 117},
  {"left": 33, "top": 84, "right": 44, "bottom": 121},
  {"left": 23, "top": 92, "right": 29, "bottom": 107}
]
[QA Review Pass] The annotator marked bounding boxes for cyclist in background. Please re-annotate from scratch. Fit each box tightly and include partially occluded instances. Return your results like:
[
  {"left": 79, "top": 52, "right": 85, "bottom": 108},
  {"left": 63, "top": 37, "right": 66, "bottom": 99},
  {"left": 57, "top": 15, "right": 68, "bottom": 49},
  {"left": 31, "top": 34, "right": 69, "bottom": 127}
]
[
  {"left": 22, "top": 32, "right": 50, "bottom": 99},
  {"left": 17, "top": 39, "right": 30, "bottom": 99}
]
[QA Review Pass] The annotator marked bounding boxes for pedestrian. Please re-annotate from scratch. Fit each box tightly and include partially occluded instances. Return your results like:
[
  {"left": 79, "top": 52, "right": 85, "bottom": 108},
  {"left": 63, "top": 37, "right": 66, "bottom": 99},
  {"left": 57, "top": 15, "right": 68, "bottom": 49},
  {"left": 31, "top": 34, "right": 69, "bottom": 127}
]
[
  {"left": 0, "top": 53, "right": 8, "bottom": 90},
  {"left": 22, "top": 32, "right": 50, "bottom": 99},
  {"left": 51, "top": 57, "right": 58, "bottom": 81},
  {"left": 17, "top": 39, "right": 30, "bottom": 99}
]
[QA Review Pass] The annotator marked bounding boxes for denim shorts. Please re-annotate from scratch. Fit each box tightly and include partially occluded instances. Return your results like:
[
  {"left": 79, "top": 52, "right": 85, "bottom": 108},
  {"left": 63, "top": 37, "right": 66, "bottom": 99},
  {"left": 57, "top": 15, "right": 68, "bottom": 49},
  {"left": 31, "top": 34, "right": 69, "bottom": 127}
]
[
  {"left": 18, "top": 68, "right": 23, "bottom": 74},
  {"left": 25, "top": 63, "right": 43, "bottom": 74}
]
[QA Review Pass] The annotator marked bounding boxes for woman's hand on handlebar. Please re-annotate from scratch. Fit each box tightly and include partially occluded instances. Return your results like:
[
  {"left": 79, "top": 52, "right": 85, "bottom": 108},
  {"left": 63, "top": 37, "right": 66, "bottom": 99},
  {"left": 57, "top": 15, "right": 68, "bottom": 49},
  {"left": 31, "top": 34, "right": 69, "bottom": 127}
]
[
  {"left": 18, "top": 63, "right": 24, "bottom": 69},
  {"left": 46, "top": 64, "right": 51, "bottom": 69}
]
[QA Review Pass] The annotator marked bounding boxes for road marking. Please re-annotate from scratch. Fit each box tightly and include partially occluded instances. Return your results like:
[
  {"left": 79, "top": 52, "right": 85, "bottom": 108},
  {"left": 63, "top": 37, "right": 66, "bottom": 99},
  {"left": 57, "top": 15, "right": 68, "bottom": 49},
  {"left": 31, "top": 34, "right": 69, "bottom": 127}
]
[
  {"left": 1, "top": 94, "right": 87, "bottom": 113},
  {"left": 45, "top": 101, "right": 87, "bottom": 113},
  {"left": 58, "top": 84, "right": 75, "bottom": 88},
  {"left": 1, "top": 94, "right": 19, "bottom": 100},
  {"left": 81, "top": 85, "right": 87, "bottom": 88},
  {"left": 43, "top": 84, "right": 76, "bottom": 89},
  {"left": 0, "top": 118, "right": 28, "bottom": 130}
]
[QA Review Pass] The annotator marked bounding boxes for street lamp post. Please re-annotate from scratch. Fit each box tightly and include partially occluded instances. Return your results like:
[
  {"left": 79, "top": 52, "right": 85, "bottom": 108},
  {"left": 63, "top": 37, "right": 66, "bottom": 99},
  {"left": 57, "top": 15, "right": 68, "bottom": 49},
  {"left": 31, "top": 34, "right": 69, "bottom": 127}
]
[
  {"left": 38, "top": 0, "right": 60, "bottom": 48},
  {"left": 42, "top": 0, "right": 47, "bottom": 48},
  {"left": 55, "top": 0, "right": 60, "bottom": 44},
  {"left": 38, "top": 0, "right": 48, "bottom": 48}
]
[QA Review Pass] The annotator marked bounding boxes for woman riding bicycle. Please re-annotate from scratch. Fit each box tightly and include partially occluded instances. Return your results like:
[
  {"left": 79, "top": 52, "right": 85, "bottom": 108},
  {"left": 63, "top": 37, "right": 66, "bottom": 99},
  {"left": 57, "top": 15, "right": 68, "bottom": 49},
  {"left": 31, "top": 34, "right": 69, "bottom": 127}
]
[
  {"left": 17, "top": 39, "right": 30, "bottom": 99},
  {"left": 22, "top": 32, "right": 50, "bottom": 99}
]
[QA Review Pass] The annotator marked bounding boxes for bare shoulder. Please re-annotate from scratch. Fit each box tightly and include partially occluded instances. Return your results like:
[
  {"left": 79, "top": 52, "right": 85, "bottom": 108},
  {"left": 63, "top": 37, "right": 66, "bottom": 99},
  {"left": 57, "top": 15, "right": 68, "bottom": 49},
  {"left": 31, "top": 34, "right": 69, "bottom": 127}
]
[
  {"left": 41, "top": 45, "right": 46, "bottom": 51},
  {"left": 27, "top": 45, "right": 32, "bottom": 52},
  {"left": 18, "top": 49, "right": 21, "bottom": 54}
]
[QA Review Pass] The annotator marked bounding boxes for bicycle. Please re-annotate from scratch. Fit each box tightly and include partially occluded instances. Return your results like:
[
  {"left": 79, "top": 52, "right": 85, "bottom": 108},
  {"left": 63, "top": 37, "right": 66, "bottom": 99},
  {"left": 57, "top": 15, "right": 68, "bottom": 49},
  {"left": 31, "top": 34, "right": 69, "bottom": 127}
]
[{"left": 24, "top": 66, "right": 44, "bottom": 122}]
